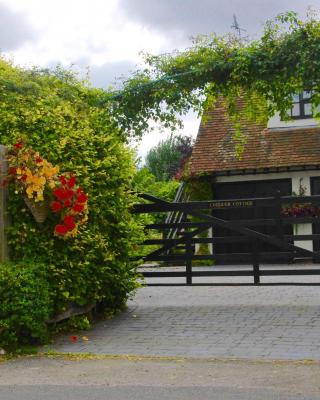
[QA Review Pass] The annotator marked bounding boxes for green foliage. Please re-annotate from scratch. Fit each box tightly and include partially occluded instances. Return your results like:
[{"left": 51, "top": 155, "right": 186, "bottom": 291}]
[
  {"left": 145, "top": 134, "right": 194, "bottom": 181},
  {"left": 0, "top": 58, "right": 143, "bottom": 350},
  {"left": 184, "top": 178, "right": 214, "bottom": 266},
  {"left": 0, "top": 261, "right": 52, "bottom": 352},
  {"left": 185, "top": 177, "right": 213, "bottom": 201},
  {"left": 108, "top": 12, "right": 320, "bottom": 139},
  {"left": 132, "top": 166, "right": 179, "bottom": 227},
  {"left": 132, "top": 167, "right": 180, "bottom": 201},
  {"left": 54, "top": 315, "right": 91, "bottom": 333},
  {"left": 131, "top": 167, "right": 180, "bottom": 257}
]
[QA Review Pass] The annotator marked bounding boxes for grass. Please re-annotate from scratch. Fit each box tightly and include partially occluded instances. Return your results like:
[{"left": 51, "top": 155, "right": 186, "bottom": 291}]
[{"left": 2, "top": 349, "right": 319, "bottom": 366}]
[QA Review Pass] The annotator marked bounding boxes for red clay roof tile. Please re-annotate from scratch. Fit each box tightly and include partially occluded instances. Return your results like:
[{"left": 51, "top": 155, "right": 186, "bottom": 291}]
[{"left": 189, "top": 99, "right": 320, "bottom": 175}]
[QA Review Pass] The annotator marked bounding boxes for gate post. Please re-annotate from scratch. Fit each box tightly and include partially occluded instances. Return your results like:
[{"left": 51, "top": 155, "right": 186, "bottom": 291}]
[
  {"left": 252, "top": 245, "right": 260, "bottom": 284},
  {"left": 0, "top": 145, "right": 9, "bottom": 262},
  {"left": 274, "top": 190, "right": 287, "bottom": 261},
  {"left": 185, "top": 236, "right": 193, "bottom": 285},
  {"left": 252, "top": 203, "right": 260, "bottom": 284},
  {"left": 274, "top": 191, "right": 284, "bottom": 237}
]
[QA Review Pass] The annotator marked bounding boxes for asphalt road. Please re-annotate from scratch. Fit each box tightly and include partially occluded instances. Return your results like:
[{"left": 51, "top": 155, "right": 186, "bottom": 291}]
[
  {"left": 1, "top": 385, "right": 318, "bottom": 400},
  {"left": 1, "top": 356, "right": 319, "bottom": 400}
]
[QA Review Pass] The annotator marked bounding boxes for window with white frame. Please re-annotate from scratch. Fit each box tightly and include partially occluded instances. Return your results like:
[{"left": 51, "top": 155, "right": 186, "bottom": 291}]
[{"left": 289, "top": 90, "right": 312, "bottom": 119}]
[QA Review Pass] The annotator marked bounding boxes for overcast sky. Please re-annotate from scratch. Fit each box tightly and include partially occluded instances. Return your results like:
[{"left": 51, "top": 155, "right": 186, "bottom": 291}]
[{"left": 1, "top": 0, "right": 320, "bottom": 158}]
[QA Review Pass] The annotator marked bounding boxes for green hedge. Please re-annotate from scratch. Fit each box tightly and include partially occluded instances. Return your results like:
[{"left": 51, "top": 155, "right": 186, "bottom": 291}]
[
  {"left": 0, "top": 261, "right": 52, "bottom": 351},
  {"left": 0, "top": 59, "right": 143, "bottom": 351}
]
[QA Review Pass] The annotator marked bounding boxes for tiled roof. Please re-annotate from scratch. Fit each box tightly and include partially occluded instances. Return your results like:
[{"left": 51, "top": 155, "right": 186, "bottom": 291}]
[{"left": 189, "top": 99, "right": 320, "bottom": 175}]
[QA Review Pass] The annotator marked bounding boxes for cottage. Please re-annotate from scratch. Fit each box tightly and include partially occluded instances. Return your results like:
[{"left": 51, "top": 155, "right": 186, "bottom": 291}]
[{"left": 189, "top": 93, "right": 320, "bottom": 262}]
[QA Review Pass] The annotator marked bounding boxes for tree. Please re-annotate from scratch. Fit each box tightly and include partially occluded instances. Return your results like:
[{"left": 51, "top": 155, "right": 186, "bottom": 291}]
[
  {"left": 105, "top": 12, "right": 320, "bottom": 139},
  {"left": 145, "top": 134, "right": 194, "bottom": 181}
]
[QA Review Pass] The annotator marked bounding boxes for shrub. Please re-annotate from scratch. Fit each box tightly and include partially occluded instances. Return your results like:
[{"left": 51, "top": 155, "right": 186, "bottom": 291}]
[
  {"left": 0, "top": 59, "right": 143, "bottom": 350},
  {"left": 132, "top": 167, "right": 180, "bottom": 201},
  {"left": 145, "top": 134, "right": 194, "bottom": 181},
  {"left": 0, "top": 261, "right": 52, "bottom": 351},
  {"left": 132, "top": 166, "right": 180, "bottom": 224}
]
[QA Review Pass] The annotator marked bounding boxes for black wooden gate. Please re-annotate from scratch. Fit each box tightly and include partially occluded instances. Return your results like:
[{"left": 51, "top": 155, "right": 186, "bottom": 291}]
[
  {"left": 133, "top": 193, "right": 320, "bottom": 286},
  {"left": 213, "top": 179, "right": 293, "bottom": 261}
]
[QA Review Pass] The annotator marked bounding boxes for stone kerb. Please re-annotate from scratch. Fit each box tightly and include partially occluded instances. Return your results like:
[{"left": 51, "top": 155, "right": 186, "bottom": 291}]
[{"left": 0, "top": 145, "right": 9, "bottom": 262}]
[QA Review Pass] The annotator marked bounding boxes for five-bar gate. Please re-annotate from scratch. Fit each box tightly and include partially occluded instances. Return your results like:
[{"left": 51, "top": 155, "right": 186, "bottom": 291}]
[{"left": 133, "top": 193, "right": 320, "bottom": 286}]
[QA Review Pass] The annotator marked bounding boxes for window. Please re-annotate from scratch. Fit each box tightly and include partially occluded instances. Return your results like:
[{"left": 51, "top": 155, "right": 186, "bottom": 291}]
[{"left": 289, "top": 91, "right": 313, "bottom": 119}]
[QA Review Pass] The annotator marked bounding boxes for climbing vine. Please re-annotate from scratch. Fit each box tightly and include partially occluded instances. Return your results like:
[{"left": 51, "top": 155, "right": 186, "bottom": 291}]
[{"left": 103, "top": 12, "right": 320, "bottom": 138}]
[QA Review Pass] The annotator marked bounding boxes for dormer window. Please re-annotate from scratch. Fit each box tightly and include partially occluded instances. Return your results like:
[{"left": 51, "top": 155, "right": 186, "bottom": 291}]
[{"left": 289, "top": 91, "right": 312, "bottom": 119}]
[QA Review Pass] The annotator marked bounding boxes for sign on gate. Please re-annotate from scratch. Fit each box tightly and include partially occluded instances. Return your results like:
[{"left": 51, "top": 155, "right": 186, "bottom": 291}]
[
  {"left": 0, "top": 145, "right": 9, "bottom": 262},
  {"left": 208, "top": 200, "right": 254, "bottom": 209}
]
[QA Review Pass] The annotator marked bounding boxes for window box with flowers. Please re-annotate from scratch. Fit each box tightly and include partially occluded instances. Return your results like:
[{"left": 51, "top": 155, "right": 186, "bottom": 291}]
[{"left": 282, "top": 203, "right": 320, "bottom": 235}]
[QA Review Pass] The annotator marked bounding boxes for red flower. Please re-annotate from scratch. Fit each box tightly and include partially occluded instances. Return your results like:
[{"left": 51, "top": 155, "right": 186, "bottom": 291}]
[
  {"left": 63, "top": 215, "right": 76, "bottom": 230},
  {"left": 59, "top": 175, "right": 67, "bottom": 185},
  {"left": 68, "top": 223, "right": 76, "bottom": 231},
  {"left": 77, "top": 193, "right": 88, "bottom": 203},
  {"left": 52, "top": 176, "right": 88, "bottom": 237},
  {"left": 54, "top": 224, "right": 69, "bottom": 235},
  {"left": 36, "top": 158, "right": 43, "bottom": 163},
  {"left": 9, "top": 167, "right": 17, "bottom": 175},
  {"left": 13, "top": 142, "right": 23, "bottom": 149},
  {"left": 72, "top": 203, "right": 84, "bottom": 213},
  {"left": 63, "top": 199, "right": 72, "bottom": 208},
  {"left": 21, "top": 174, "right": 27, "bottom": 182},
  {"left": 51, "top": 201, "right": 62, "bottom": 213},
  {"left": 66, "top": 189, "right": 75, "bottom": 200},
  {"left": 70, "top": 335, "right": 78, "bottom": 342},
  {"left": 53, "top": 188, "right": 65, "bottom": 200},
  {"left": 64, "top": 215, "right": 75, "bottom": 226},
  {"left": 53, "top": 188, "right": 74, "bottom": 201},
  {"left": 67, "top": 176, "right": 76, "bottom": 188}
]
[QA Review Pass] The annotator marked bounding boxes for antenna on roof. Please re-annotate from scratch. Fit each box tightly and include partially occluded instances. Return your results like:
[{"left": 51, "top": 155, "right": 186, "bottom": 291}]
[{"left": 231, "top": 14, "right": 246, "bottom": 38}]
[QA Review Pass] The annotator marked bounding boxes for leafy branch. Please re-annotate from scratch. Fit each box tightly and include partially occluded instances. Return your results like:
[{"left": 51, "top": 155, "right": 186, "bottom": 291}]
[{"left": 103, "top": 12, "right": 320, "bottom": 138}]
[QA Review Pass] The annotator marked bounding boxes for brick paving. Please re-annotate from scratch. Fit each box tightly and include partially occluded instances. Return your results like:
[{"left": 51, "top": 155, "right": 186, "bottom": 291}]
[{"left": 49, "top": 264, "right": 320, "bottom": 360}]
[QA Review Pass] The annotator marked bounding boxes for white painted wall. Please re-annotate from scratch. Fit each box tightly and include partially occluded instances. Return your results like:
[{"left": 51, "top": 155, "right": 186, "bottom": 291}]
[
  {"left": 215, "top": 170, "right": 320, "bottom": 185},
  {"left": 215, "top": 170, "right": 320, "bottom": 252},
  {"left": 267, "top": 112, "right": 319, "bottom": 129}
]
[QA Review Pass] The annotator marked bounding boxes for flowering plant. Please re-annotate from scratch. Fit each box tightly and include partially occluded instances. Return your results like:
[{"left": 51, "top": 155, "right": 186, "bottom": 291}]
[
  {"left": 51, "top": 174, "right": 88, "bottom": 238},
  {"left": 282, "top": 203, "right": 320, "bottom": 218},
  {"left": 7, "top": 142, "right": 59, "bottom": 202},
  {"left": 6, "top": 142, "right": 88, "bottom": 238}
]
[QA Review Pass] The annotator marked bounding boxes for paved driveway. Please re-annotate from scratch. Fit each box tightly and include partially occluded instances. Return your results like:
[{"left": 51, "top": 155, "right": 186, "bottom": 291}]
[{"left": 49, "top": 264, "right": 320, "bottom": 360}]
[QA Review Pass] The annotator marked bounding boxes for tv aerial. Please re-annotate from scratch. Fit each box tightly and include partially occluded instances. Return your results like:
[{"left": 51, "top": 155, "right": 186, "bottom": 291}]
[{"left": 231, "top": 14, "right": 247, "bottom": 38}]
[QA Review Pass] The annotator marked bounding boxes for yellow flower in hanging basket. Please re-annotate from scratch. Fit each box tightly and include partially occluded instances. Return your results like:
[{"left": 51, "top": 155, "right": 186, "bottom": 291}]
[{"left": 7, "top": 142, "right": 60, "bottom": 223}]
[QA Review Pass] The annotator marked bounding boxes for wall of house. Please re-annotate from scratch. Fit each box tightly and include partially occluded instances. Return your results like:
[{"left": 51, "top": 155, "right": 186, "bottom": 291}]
[
  {"left": 215, "top": 170, "right": 320, "bottom": 252},
  {"left": 267, "top": 112, "right": 319, "bottom": 129}
]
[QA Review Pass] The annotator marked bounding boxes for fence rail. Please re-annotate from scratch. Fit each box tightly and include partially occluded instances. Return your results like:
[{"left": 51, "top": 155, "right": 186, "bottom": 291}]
[{"left": 133, "top": 192, "right": 320, "bottom": 286}]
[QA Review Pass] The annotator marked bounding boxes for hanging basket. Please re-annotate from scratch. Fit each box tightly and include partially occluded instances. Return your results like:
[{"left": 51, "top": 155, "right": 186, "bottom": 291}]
[{"left": 24, "top": 197, "right": 49, "bottom": 224}]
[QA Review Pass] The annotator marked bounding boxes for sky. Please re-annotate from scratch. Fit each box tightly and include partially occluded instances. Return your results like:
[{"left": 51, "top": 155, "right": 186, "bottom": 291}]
[{"left": 1, "top": 0, "right": 320, "bottom": 159}]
